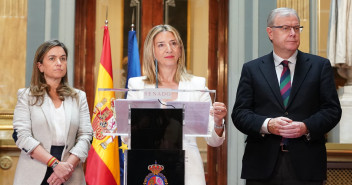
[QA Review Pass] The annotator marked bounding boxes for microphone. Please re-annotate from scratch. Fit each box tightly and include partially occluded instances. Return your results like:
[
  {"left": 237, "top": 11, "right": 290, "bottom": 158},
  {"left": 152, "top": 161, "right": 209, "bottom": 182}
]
[{"left": 155, "top": 59, "right": 158, "bottom": 88}]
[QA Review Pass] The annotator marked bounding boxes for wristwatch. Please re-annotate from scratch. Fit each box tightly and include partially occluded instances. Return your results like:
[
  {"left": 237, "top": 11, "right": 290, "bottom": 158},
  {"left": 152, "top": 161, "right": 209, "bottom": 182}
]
[
  {"left": 305, "top": 132, "right": 311, "bottom": 141},
  {"left": 51, "top": 160, "right": 59, "bottom": 169},
  {"left": 214, "top": 122, "right": 225, "bottom": 129}
]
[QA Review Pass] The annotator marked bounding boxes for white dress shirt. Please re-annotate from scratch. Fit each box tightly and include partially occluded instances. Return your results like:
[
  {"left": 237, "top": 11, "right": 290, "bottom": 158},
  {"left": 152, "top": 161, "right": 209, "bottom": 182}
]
[
  {"left": 260, "top": 50, "right": 298, "bottom": 134},
  {"left": 49, "top": 100, "right": 66, "bottom": 145}
]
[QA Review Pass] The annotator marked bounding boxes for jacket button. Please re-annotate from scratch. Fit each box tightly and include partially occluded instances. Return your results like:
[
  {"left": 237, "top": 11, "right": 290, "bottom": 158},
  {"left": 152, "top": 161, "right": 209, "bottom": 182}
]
[
  {"left": 284, "top": 112, "right": 288, "bottom": 115},
  {"left": 66, "top": 145, "right": 68, "bottom": 149}
]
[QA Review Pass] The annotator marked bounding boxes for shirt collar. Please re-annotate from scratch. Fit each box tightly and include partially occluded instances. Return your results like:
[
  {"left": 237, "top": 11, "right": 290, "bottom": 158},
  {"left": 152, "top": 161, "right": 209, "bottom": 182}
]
[{"left": 273, "top": 50, "right": 298, "bottom": 67}]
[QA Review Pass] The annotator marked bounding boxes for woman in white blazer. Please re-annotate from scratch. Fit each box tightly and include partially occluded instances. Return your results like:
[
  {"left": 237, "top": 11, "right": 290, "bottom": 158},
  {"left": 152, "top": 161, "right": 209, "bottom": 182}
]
[
  {"left": 127, "top": 25, "right": 227, "bottom": 185},
  {"left": 12, "top": 40, "right": 93, "bottom": 185}
]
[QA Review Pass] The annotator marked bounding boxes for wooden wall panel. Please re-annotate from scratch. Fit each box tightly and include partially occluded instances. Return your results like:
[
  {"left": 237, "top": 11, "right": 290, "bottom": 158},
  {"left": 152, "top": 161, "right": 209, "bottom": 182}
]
[
  {"left": 74, "top": 0, "right": 96, "bottom": 115},
  {"left": 140, "top": 0, "right": 164, "bottom": 66},
  {"left": 277, "top": 0, "right": 310, "bottom": 53},
  {"left": 0, "top": 148, "right": 20, "bottom": 185},
  {"left": 0, "top": 0, "right": 27, "bottom": 112},
  {"left": 0, "top": 1, "right": 27, "bottom": 182},
  {"left": 208, "top": 0, "right": 228, "bottom": 184}
]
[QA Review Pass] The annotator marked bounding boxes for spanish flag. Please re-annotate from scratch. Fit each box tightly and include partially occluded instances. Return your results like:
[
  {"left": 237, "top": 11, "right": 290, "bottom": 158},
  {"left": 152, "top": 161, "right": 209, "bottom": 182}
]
[{"left": 85, "top": 22, "right": 121, "bottom": 185}]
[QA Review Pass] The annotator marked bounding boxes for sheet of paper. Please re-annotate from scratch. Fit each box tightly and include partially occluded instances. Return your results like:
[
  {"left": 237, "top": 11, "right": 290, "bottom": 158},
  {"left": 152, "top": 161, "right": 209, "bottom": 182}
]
[
  {"left": 114, "top": 99, "right": 161, "bottom": 135},
  {"left": 167, "top": 101, "right": 210, "bottom": 136}
]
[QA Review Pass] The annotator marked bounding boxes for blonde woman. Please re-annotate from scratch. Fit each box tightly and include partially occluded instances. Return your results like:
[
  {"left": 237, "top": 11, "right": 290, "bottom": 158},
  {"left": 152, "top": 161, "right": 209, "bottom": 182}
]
[{"left": 127, "top": 25, "right": 227, "bottom": 185}]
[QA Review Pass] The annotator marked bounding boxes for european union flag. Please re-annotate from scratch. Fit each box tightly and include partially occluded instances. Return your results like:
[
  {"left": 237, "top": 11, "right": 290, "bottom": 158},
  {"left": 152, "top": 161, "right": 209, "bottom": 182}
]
[
  {"left": 125, "top": 30, "right": 141, "bottom": 88},
  {"left": 120, "top": 30, "right": 141, "bottom": 184}
]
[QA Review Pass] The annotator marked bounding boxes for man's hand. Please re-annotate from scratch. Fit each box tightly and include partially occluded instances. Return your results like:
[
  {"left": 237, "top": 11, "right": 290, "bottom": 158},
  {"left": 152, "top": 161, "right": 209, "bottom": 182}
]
[
  {"left": 268, "top": 117, "right": 308, "bottom": 138},
  {"left": 280, "top": 121, "right": 308, "bottom": 138},
  {"left": 267, "top": 117, "right": 292, "bottom": 135}
]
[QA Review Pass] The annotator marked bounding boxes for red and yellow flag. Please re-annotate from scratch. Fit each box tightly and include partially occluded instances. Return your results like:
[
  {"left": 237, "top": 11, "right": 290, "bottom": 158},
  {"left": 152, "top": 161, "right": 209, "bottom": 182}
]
[{"left": 85, "top": 24, "right": 120, "bottom": 185}]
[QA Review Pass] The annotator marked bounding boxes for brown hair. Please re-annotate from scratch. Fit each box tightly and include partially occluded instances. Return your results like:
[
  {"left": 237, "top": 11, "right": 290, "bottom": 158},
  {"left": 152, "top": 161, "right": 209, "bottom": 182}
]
[
  {"left": 29, "top": 39, "right": 77, "bottom": 105},
  {"left": 143, "top": 25, "right": 190, "bottom": 84}
]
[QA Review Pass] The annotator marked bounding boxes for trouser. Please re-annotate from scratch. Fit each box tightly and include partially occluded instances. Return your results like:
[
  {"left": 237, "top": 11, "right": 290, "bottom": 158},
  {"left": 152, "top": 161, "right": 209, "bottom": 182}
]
[{"left": 246, "top": 151, "right": 324, "bottom": 185}]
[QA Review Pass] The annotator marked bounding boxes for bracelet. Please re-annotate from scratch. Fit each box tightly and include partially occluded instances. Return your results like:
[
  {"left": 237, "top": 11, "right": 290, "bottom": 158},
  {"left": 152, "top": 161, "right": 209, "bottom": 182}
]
[
  {"left": 47, "top": 156, "right": 59, "bottom": 168},
  {"left": 214, "top": 123, "right": 225, "bottom": 129}
]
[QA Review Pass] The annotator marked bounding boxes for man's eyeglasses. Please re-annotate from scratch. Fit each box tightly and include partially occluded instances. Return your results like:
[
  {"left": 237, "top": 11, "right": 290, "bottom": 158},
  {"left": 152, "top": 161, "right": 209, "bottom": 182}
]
[{"left": 270, "top": 25, "right": 303, "bottom": 33}]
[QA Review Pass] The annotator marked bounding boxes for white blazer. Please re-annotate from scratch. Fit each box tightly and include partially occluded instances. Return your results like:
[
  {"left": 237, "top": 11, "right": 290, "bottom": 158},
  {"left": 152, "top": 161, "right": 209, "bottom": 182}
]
[
  {"left": 127, "top": 76, "right": 225, "bottom": 185},
  {"left": 13, "top": 88, "right": 93, "bottom": 185}
]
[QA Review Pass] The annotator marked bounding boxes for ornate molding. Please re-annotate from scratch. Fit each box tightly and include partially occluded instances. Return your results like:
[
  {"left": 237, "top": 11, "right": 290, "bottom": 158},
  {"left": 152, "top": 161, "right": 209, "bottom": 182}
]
[
  {"left": 327, "top": 143, "right": 352, "bottom": 162},
  {"left": 0, "top": 112, "right": 13, "bottom": 120},
  {"left": 0, "top": 156, "right": 13, "bottom": 170}
]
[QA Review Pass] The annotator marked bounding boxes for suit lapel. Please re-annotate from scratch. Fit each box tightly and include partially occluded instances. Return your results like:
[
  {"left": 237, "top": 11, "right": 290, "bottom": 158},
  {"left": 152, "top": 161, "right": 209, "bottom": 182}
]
[
  {"left": 287, "top": 51, "right": 312, "bottom": 107},
  {"left": 259, "top": 52, "right": 285, "bottom": 109},
  {"left": 41, "top": 93, "right": 55, "bottom": 132}
]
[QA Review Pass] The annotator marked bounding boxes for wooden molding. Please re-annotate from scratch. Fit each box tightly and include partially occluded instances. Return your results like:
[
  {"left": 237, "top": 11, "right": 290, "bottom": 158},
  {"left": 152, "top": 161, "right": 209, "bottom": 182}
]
[
  {"left": 74, "top": 0, "right": 96, "bottom": 116},
  {"left": 0, "top": 113, "right": 13, "bottom": 120},
  {"left": 140, "top": 0, "right": 164, "bottom": 68},
  {"left": 327, "top": 143, "right": 352, "bottom": 162},
  {"left": 207, "top": 0, "right": 228, "bottom": 185}
]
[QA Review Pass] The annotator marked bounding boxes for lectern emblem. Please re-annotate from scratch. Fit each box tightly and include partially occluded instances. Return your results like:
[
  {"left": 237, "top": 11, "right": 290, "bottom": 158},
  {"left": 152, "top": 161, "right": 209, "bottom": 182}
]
[{"left": 143, "top": 161, "right": 168, "bottom": 185}]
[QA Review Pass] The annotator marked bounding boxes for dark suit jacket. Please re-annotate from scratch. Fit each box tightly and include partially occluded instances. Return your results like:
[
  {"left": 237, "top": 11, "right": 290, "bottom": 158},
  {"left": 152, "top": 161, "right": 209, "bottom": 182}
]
[{"left": 231, "top": 50, "right": 341, "bottom": 181}]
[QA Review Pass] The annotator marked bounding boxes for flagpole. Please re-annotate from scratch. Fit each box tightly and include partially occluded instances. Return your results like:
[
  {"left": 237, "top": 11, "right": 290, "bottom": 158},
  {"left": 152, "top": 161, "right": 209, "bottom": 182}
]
[
  {"left": 106, "top": 6, "right": 108, "bottom": 25},
  {"left": 123, "top": 10, "right": 135, "bottom": 185},
  {"left": 131, "top": 9, "right": 135, "bottom": 31},
  {"left": 86, "top": 13, "right": 122, "bottom": 185}
]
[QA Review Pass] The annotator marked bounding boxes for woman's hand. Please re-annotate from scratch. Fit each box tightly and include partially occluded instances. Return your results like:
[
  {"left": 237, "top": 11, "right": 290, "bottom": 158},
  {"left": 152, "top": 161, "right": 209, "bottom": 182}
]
[
  {"left": 47, "top": 172, "right": 67, "bottom": 185},
  {"left": 210, "top": 102, "right": 227, "bottom": 136},
  {"left": 211, "top": 102, "right": 227, "bottom": 124},
  {"left": 48, "top": 161, "right": 73, "bottom": 183},
  {"left": 47, "top": 154, "right": 79, "bottom": 184}
]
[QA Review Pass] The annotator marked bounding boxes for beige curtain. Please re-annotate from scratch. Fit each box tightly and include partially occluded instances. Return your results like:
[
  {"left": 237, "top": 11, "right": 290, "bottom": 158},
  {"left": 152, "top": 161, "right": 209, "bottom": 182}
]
[{"left": 327, "top": 0, "right": 352, "bottom": 67}]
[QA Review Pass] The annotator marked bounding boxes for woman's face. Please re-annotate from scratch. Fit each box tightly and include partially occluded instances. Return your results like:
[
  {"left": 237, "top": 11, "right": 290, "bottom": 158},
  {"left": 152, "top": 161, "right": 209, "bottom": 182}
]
[
  {"left": 153, "top": 31, "right": 181, "bottom": 68},
  {"left": 37, "top": 46, "right": 67, "bottom": 82}
]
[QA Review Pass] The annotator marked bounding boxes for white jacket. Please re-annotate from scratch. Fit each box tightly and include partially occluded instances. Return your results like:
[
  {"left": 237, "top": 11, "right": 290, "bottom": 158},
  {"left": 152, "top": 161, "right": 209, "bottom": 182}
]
[
  {"left": 13, "top": 88, "right": 93, "bottom": 185},
  {"left": 126, "top": 76, "right": 225, "bottom": 185}
]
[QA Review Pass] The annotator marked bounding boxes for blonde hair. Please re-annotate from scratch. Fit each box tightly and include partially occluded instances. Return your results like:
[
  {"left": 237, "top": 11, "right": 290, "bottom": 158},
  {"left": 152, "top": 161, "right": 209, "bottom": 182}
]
[
  {"left": 29, "top": 40, "right": 77, "bottom": 105},
  {"left": 143, "top": 24, "right": 190, "bottom": 84}
]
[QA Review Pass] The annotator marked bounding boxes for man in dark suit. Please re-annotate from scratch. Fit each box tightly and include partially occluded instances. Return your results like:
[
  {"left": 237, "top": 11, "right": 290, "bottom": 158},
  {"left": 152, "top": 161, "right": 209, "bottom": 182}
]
[{"left": 231, "top": 7, "right": 341, "bottom": 185}]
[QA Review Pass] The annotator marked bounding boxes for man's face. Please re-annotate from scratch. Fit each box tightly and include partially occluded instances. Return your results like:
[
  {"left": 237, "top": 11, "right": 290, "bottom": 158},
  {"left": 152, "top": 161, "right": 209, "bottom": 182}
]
[{"left": 267, "top": 15, "right": 300, "bottom": 58}]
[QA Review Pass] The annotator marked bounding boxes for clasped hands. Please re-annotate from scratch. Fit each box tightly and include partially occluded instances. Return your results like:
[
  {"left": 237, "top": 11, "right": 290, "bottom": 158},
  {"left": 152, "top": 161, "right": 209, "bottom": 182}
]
[
  {"left": 47, "top": 161, "right": 73, "bottom": 185},
  {"left": 267, "top": 117, "right": 308, "bottom": 138}
]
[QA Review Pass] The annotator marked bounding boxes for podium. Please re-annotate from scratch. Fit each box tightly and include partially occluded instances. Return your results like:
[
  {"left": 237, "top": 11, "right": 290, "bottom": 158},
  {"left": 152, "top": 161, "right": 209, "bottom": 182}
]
[
  {"left": 101, "top": 88, "right": 216, "bottom": 185},
  {"left": 128, "top": 108, "right": 184, "bottom": 185}
]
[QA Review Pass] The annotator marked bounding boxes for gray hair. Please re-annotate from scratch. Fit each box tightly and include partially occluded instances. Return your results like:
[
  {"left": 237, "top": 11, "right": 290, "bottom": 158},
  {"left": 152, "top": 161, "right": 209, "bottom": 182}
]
[{"left": 267, "top": 7, "right": 300, "bottom": 27}]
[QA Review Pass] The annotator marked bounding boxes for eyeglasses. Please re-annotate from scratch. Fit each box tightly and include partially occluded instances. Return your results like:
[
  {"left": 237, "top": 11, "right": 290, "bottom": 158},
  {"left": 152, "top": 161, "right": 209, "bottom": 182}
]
[
  {"left": 155, "top": 41, "right": 180, "bottom": 51},
  {"left": 270, "top": 25, "right": 303, "bottom": 33}
]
